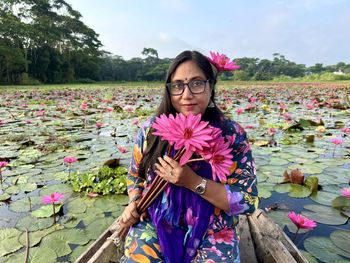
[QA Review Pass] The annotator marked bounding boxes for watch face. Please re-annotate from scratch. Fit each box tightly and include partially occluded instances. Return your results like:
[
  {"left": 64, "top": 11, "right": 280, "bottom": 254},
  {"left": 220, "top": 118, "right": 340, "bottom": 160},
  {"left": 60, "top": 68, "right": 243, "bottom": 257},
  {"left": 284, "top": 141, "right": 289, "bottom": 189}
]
[{"left": 196, "top": 185, "right": 205, "bottom": 194}]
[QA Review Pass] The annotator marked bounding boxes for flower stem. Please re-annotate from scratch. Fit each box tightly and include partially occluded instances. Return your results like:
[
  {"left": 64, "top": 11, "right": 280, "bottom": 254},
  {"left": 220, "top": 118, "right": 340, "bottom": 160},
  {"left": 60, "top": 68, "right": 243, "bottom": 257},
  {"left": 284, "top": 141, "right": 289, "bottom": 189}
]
[
  {"left": 185, "top": 158, "right": 205, "bottom": 164},
  {"left": 53, "top": 203, "right": 56, "bottom": 224},
  {"left": 292, "top": 228, "right": 300, "bottom": 243},
  {"left": 332, "top": 145, "right": 336, "bottom": 158}
]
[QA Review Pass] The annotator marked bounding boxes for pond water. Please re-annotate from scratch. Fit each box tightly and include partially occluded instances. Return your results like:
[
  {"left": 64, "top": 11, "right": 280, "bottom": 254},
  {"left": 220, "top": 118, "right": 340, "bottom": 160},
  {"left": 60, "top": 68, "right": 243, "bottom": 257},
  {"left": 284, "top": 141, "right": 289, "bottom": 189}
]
[{"left": 0, "top": 83, "right": 349, "bottom": 262}]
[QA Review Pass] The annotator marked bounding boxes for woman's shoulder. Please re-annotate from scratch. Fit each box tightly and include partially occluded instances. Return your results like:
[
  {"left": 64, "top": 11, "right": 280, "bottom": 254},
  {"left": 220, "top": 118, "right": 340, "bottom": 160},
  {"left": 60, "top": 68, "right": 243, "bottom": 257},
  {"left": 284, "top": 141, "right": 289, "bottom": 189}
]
[
  {"left": 222, "top": 117, "right": 246, "bottom": 137},
  {"left": 137, "top": 116, "right": 157, "bottom": 138}
]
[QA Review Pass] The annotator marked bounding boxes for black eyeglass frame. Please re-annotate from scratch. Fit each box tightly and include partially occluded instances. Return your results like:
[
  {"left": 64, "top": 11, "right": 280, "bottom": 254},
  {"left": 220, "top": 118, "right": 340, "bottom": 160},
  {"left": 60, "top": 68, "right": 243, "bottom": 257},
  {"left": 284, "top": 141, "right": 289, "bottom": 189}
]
[{"left": 166, "top": 79, "right": 210, "bottom": 96}]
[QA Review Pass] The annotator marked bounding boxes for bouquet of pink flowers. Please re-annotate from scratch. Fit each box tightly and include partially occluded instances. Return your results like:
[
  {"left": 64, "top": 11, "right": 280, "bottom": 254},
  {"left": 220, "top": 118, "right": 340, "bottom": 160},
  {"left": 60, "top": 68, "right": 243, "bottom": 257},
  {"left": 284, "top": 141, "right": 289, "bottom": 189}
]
[
  {"left": 116, "top": 112, "right": 235, "bottom": 241},
  {"left": 152, "top": 112, "right": 234, "bottom": 182}
]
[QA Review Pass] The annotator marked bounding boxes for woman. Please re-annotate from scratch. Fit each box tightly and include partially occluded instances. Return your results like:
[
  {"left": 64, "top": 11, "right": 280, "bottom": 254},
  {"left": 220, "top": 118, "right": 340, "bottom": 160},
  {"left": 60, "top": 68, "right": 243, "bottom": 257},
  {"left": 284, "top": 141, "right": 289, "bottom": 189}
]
[{"left": 119, "top": 50, "right": 258, "bottom": 262}]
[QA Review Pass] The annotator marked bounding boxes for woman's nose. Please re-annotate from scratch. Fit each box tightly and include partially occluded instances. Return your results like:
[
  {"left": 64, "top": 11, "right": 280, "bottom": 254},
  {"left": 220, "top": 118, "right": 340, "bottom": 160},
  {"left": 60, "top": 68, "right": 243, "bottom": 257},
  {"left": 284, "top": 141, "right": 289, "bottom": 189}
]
[{"left": 182, "top": 85, "right": 194, "bottom": 98}]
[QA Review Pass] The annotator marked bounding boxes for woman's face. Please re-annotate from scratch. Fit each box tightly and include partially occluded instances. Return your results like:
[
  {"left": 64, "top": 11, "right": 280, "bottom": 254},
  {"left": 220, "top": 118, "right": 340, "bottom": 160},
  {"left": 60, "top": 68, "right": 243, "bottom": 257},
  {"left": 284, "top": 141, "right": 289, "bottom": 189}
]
[{"left": 170, "top": 60, "right": 212, "bottom": 116}]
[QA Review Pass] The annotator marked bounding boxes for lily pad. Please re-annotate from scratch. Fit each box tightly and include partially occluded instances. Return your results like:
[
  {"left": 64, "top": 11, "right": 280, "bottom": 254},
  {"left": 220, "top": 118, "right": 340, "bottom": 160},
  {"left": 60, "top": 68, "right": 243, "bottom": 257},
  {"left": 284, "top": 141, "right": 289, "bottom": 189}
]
[
  {"left": 330, "top": 230, "right": 350, "bottom": 255},
  {"left": 9, "top": 196, "right": 41, "bottom": 212},
  {"left": 32, "top": 204, "right": 62, "bottom": 218},
  {"left": 274, "top": 183, "right": 292, "bottom": 193},
  {"left": 302, "top": 204, "right": 348, "bottom": 225},
  {"left": 85, "top": 217, "right": 114, "bottom": 239},
  {"left": 39, "top": 183, "right": 73, "bottom": 196},
  {"left": 0, "top": 228, "right": 23, "bottom": 257},
  {"left": 4, "top": 247, "right": 57, "bottom": 263},
  {"left": 310, "top": 191, "right": 339, "bottom": 206},
  {"left": 94, "top": 195, "right": 127, "bottom": 212},
  {"left": 304, "top": 236, "right": 350, "bottom": 262},
  {"left": 66, "top": 198, "right": 87, "bottom": 214},
  {"left": 288, "top": 184, "right": 312, "bottom": 198},
  {"left": 16, "top": 216, "right": 53, "bottom": 231},
  {"left": 19, "top": 225, "right": 64, "bottom": 247},
  {"left": 257, "top": 186, "right": 271, "bottom": 199}
]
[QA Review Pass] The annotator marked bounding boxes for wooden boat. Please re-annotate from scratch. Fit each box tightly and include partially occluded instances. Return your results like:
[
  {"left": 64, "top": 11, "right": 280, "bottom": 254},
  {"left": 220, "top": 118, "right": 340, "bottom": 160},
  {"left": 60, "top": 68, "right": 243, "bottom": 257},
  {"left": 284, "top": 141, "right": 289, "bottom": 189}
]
[{"left": 75, "top": 209, "right": 308, "bottom": 263}]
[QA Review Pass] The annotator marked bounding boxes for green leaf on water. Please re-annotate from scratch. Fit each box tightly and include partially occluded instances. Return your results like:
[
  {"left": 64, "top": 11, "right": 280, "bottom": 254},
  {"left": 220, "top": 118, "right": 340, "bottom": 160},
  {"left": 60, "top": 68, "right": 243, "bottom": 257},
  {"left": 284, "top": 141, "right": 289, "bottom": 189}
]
[
  {"left": 330, "top": 230, "right": 350, "bottom": 255},
  {"left": 32, "top": 204, "right": 62, "bottom": 218},
  {"left": 288, "top": 184, "right": 312, "bottom": 198},
  {"left": 0, "top": 228, "right": 23, "bottom": 257},
  {"left": 4, "top": 247, "right": 57, "bottom": 263},
  {"left": 304, "top": 236, "right": 350, "bottom": 262},
  {"left": 302, "top": 204, "right": 348, "bottom": 225}
]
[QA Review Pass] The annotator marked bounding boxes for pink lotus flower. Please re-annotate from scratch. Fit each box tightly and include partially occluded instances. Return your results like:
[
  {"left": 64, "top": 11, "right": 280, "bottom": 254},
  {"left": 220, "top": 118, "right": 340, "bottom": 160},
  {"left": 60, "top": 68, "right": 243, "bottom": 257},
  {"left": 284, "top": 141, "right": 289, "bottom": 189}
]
[
  {"left": 63, "top": 156, "right": 78, "bottom": 164},
  {"left": 267, "top": 128, "right": 277, "bottom": 136},
  {"left": 25, "top": 120, "right": 32, "bottom": 124},
  {"left": 199, "top": 137, "right": 233, "bottom": 182},
  {"left": 80, "top": 102, "right": 88, "bottom": 111},
  {"left": 235, "top": 108, "right": 243, "bottom": 115},
  {"left": 340, "top": 127, "right": 350, "bottom": 133},
  {"left": 117, "top": 146, "right": 127, "bottom": 153},
  {"left": 133, "top": 119, "right": 139, "bottom": 125},
  {"left": 207, "top": 51, "right": 240, "bottom": 72},
  {"left": 105, "top": 107, "right": 113, "bottom": 112},
  {"left": 41, "top": 192, "right": 64, "bottom": 204},
  {"left": 41, "top": 192, "right": 64, "bottom": 224},
  {"left": 0, "top": 161, "right": 9, "bottom": 184},
  {"left": 95, "top": 123, "right": 103, "bottom": 129},
  {"left": 244, "top": 125, "right": 254, "bottom": 129},
  {"left": 283, "top": 113, "right": 292, "bottom": 120},
  {"left": 0, "top": 120, "right": 5, "bottom": 125},
  {"left": 152, "top": 113, "right": 213, "bottom": 165},
  {"left": 331, "top": 137, "right": 343, "bottom": 145},
  {"left": 288, "top": 211, "right": 317, "bottom": 230},
  {"left": 0, "top": 161, "right": 8, "bottom": 168},
  {"left": 330, "top": 137, "right": 343, "bottom": 158},
  {"left": 340, "top": 188, "right": 350, "bottom": 198},
  {"left": 154, "top": 112, "right": 213, "bottom": 165}
]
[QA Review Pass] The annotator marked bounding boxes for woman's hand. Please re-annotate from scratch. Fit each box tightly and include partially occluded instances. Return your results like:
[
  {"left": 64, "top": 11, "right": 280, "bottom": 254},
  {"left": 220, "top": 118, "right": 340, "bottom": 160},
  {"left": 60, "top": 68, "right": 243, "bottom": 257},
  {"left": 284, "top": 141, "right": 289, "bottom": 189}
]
[
  {"left": 155, "top": 155, "right": 201, "bottom": 190},
  {"left": 118, "top": 200, "right": 148, "bottom": 228}
]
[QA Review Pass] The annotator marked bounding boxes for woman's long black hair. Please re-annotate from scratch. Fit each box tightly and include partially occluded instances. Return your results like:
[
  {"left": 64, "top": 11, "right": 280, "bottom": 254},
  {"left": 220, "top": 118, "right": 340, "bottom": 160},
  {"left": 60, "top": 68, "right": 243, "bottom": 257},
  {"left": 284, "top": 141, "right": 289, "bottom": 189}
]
[{"left": 138, "top": 50, "right": 225, "bottom": 178}]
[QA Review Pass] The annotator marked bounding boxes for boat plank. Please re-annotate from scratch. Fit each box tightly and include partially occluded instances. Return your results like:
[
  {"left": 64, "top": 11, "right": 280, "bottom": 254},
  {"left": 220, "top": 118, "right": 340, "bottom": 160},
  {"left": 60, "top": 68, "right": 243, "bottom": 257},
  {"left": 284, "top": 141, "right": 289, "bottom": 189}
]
[{"left": 237, "top": 215, "right": 258, "bottom": 263}]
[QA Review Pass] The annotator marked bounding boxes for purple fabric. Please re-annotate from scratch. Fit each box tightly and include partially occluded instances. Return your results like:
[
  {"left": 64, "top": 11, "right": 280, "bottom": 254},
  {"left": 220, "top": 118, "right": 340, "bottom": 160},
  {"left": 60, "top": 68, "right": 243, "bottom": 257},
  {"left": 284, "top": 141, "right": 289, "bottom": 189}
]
[{"left": 148, "top": 160, "right": 214, "bottom": 263}]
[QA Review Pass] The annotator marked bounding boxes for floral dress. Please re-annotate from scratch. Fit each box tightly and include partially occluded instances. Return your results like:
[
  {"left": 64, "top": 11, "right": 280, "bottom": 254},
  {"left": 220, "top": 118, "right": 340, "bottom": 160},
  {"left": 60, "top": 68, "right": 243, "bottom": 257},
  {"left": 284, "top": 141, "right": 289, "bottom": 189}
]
[{"left": 121, "top": 116, "right": 258, "bottom": 263}]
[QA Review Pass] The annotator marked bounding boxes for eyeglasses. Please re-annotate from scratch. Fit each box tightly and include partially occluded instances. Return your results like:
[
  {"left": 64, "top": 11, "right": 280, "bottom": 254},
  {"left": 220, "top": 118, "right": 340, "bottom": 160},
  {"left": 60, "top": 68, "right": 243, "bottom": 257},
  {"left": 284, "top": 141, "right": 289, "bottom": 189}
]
[{"left": 166, "top": 79, "right": 209, "bottom": 96}]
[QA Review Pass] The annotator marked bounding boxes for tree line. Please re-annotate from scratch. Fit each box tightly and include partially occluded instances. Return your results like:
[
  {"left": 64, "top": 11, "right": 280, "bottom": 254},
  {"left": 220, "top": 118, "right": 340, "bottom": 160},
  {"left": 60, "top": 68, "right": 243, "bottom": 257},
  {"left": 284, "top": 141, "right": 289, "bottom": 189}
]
[{"left": 1, "top": 0, "right": 350, "bottom": 85}]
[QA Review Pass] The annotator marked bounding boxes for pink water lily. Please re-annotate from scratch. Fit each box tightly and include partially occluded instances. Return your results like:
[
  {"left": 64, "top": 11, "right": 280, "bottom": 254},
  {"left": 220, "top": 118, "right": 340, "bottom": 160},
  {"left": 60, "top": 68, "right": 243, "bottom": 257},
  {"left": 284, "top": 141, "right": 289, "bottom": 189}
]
[
  {"left": 207, "top": 51, "right": 240, "bottom": 72},
  {"left": 288, "top": 211, "right": 317, "bottom": 242},
  {"left": 41, "top": 192, "right": 64, "bottom": 224},
  {"left": 117, "top": 146, "right": 127, "bottom": 153},
  {"left": 199, "top": 136, "right": 233, "bottom": 182},
  {"left": 340, "top": 127, "right": 350, "bottom": 133},
  {"left": 330, "top": 137, "right": 343, "bottom": 158},
  {"left": 152, "top": 112, "right": 213, "bottom": 165},
  {"left": 235, "top": 108, "right": 243, "bottom": 115},
  {"left": 0, "top": 161, "right": 8, "bottom": 168},
  {"left": 331, "top": 137, "right": 343, "bottom": 145},
  {"left": 41, "top": 192, "right": 64, "bottom": 204},
  {"left": 95, "top": 122, "right": 103, "bottom": 129},
  {"left": 340, "top": 188, "right": 350, "bottom": 198},
  {"left": 63, "top": 156, "right": 78, "bottom": 164},
  {"left": 0, "top": 161, "right": 9, "bottom": 184}
]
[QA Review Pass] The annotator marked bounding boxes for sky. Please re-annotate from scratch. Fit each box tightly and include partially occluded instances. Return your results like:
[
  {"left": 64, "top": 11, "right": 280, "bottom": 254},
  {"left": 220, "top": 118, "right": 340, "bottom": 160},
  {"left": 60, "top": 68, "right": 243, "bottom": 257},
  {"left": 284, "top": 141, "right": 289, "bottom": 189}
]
[{"left": 67, "top": 0, "right": 350, "bottom": 66}]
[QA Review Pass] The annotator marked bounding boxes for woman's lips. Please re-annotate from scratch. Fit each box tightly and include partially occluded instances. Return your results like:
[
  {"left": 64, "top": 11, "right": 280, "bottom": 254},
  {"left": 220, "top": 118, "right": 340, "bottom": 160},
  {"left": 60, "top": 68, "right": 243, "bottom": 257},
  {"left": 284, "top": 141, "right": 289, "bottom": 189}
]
[{"left": 182, "top": 104, "right": 196, "bottom": 109}]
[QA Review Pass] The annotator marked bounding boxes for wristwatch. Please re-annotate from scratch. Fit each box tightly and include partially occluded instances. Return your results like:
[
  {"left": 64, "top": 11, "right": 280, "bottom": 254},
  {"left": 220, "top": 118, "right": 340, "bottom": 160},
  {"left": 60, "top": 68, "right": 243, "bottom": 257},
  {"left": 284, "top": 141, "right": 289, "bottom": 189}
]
[{"left": 195, "top": 178, "right": 207, "bottom": 195}]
